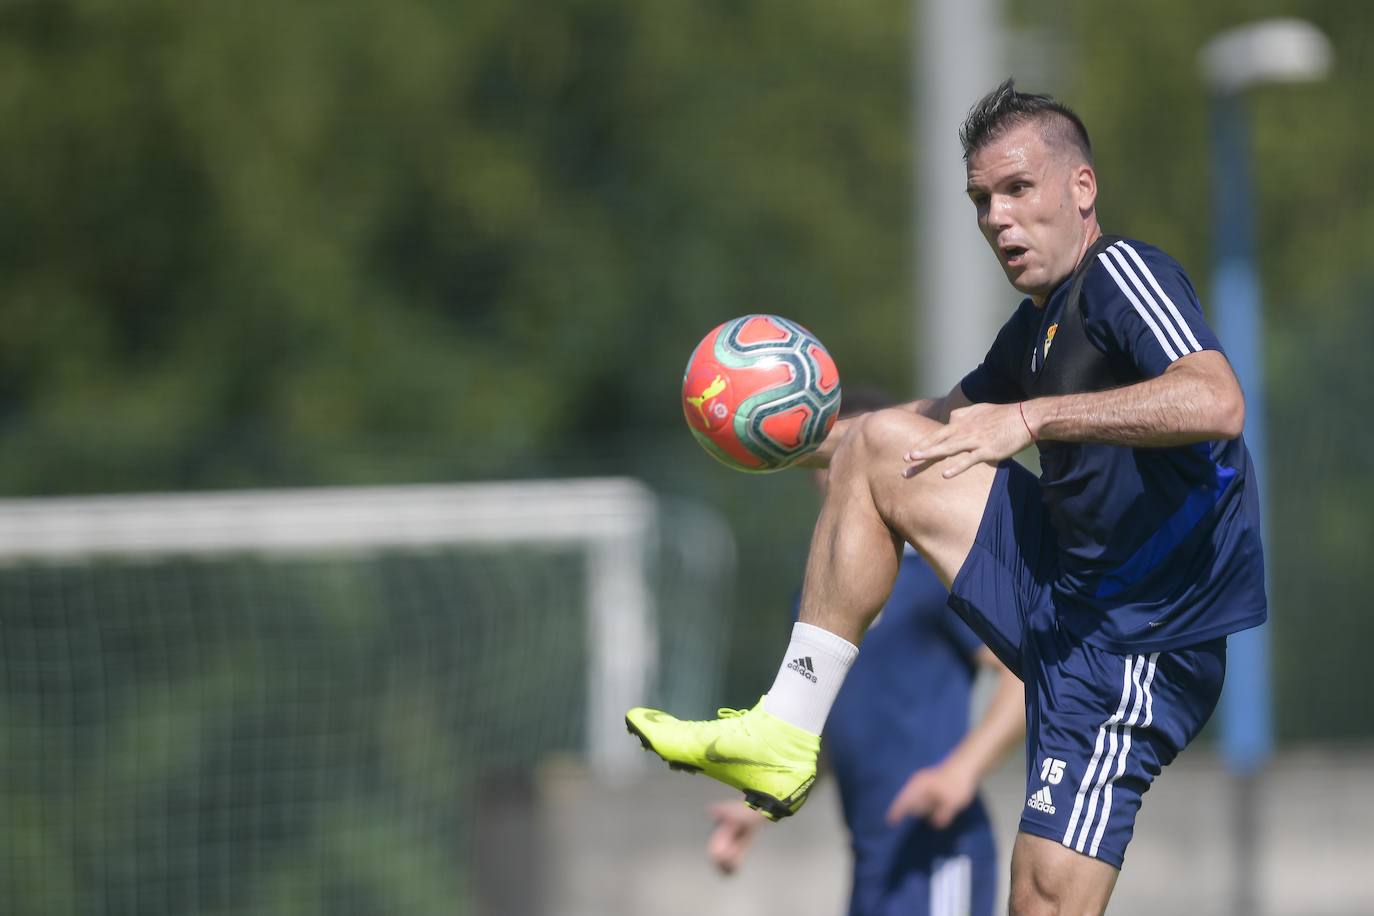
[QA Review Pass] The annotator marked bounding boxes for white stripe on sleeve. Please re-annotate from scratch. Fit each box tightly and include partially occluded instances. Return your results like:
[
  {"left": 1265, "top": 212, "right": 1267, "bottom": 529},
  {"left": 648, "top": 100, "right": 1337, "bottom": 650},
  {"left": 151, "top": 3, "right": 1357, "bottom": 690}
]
[
  {"left": 1097, "top": 253, "right": 1182, "bottom": 362},
  {"left": 1105, "top": 244, "right": 1193, "bottom": 356},
  {"left": 1117, "top": 242, "right": 1203, "bottom": 352}
]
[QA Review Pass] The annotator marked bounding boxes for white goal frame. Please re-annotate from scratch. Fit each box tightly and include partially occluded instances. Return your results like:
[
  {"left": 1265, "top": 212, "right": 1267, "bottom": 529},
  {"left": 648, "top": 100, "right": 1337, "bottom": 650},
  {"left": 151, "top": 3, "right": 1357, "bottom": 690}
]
[{"left": 0, "top": 477, "right": 661, "bottom": 779}]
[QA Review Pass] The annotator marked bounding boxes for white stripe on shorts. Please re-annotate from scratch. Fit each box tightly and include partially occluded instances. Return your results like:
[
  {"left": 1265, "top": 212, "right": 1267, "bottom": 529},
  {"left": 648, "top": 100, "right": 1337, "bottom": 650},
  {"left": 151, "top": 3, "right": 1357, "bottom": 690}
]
[
  {"left": 1088, "top": 653, "right": 1160, "bottom": 856},
  {"left": 930, "top": 855, "right": 971, "bottom": 916},
  {"left": 1063, "top": 655, "right": 1136, "bottom": 847},
  {"left": 1073, "top": 654, "right": 1147, "bottom": 851}
]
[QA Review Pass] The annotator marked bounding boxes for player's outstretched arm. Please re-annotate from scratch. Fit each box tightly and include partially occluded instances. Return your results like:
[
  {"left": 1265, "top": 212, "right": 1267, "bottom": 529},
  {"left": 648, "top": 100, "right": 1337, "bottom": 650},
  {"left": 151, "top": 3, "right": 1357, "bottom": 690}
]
[
  {"left": 905, "top": 350, "right": 1244, "bottom": 478},
  {"left": 884, "top": 649, "right": 1025, "bottom": 829},
  {"left": 1024, "top": 349, "right": 1244, "bottom": 447}
]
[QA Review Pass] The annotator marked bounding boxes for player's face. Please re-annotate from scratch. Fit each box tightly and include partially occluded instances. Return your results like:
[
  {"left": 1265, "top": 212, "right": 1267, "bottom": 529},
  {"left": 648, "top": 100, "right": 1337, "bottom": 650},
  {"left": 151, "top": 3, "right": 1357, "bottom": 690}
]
[{"left": 965, "top": 123, "right": 1097, "bottom": 305}]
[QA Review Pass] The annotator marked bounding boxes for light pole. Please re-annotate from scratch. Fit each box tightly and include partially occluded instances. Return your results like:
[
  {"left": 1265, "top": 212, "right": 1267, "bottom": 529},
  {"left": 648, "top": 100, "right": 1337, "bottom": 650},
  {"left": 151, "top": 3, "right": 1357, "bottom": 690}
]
[
  {"left": 1198, "top": 18, "right": 1331, "bottom": 916},
  {"left": 915, "top": 0, "right": 1006, "bottom": 396}
]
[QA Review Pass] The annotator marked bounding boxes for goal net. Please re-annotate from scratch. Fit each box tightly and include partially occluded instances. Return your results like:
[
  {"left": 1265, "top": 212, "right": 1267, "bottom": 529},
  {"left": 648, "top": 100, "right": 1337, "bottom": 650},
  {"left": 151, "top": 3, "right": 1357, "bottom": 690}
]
[{"left": 0, "top": 478, "right": 733, "bottom": 916}]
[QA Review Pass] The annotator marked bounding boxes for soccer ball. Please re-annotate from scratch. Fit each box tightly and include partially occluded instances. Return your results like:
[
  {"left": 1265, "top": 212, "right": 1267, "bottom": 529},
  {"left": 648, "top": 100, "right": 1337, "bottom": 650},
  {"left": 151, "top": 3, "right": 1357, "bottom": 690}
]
[{"left": 681, "top": 314, "right": 842, "bottom": 472}]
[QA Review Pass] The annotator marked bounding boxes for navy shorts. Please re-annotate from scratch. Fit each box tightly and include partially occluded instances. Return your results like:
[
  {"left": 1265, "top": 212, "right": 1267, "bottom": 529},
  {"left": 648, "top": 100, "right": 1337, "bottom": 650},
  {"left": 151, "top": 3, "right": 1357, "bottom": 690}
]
[
  {"left": 848, "top": 850, "right": 998, "bottom": 916},
  {"left": 948, "top": 461, "right": 1227, "bottom": 869}
]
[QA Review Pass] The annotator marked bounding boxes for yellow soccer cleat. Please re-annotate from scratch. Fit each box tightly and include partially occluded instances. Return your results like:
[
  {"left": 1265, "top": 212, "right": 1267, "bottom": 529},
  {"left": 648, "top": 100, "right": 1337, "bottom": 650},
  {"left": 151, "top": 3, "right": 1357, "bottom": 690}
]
[{"left": 624, "top": 698, "right": 820, "bottom": 821}]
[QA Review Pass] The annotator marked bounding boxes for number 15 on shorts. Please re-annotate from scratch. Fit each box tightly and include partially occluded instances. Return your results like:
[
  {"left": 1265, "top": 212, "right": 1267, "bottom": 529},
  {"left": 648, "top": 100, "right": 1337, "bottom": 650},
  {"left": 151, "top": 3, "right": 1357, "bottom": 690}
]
[{"left": 1040, "top": 757, "right": 1066, "bottom": 785}]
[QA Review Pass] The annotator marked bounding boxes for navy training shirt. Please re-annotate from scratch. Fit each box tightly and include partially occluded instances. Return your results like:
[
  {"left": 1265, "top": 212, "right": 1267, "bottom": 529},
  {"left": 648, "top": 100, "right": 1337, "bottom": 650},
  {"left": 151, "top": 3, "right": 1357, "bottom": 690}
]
[
  {"left": 811, "top": 550, "right": 996, "bottom": 894},
  {"left": 960, "top": 236, "right": 1267, "bottom": 653}
]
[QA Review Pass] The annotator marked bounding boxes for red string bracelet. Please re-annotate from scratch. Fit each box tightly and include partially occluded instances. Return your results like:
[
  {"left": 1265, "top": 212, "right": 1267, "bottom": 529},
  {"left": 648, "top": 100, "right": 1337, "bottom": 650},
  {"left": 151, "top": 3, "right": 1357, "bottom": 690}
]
[{"left": 1019, "top": 401, "right": 1037, "bottom": 444}]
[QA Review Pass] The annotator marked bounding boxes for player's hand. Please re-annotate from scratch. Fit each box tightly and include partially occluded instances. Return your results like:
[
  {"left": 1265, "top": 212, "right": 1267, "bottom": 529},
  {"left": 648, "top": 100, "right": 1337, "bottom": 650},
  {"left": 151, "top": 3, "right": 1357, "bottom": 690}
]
[
  {"left": 706, "top": 800, "right": 768, "bottom": 874},
  {"left": 884, "top": 761, "right": 978, "bottom": 830},
  {"left": 902, "top": 401, "right": 1032, "bottom": 479}
]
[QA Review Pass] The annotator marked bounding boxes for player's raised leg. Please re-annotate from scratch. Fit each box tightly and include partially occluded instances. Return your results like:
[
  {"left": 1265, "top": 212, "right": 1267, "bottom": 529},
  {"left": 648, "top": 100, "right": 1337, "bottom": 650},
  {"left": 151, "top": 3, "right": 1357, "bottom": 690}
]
[
  {"left": 765, "top": 407, "right": 992, "bottom": 729},
  {"left": 798, "top": 406, "right": 993, "bottom": 640},
  {"left": 626, "top": 407, "right": 995, "bottom": 819}
]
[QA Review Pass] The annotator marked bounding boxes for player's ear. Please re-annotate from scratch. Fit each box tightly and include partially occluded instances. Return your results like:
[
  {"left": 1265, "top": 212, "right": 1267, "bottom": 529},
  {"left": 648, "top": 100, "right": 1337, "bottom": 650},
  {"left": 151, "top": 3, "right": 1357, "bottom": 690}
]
[{"left": 1072, "top": 163, "right": 1097, "bottom": 214}]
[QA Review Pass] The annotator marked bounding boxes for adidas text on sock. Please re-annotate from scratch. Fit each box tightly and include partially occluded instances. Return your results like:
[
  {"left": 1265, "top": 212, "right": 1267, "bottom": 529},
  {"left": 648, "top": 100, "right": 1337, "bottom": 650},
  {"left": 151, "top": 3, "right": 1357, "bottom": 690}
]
[{"left": 762, "top": 622, "right": 858, "bottom": 735}]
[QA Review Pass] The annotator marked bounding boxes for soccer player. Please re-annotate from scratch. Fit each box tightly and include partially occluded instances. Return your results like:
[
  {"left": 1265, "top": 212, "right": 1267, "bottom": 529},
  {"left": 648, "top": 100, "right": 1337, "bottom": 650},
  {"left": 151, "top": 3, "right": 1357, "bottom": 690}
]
[
  {"left": 706, "top": 390, "right": 1024, "bottom": 916},
  {"left": 628, "top": 79, "right": 1267, "bottom": 915}
]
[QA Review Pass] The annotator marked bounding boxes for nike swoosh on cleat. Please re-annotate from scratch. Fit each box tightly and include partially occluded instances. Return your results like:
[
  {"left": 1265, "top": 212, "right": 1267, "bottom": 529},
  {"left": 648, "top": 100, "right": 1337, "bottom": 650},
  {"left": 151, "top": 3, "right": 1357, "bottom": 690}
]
[
  {"left": 703, "top": 739, "right": 793, "bottom": 771},
  {"left": 637, "top": 710, "right": 676, "bottom": 724}
]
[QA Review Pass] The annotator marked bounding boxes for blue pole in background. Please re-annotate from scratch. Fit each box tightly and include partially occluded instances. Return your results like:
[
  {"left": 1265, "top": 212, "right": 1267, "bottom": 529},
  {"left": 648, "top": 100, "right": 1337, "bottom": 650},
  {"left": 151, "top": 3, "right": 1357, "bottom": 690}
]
[
  {"left": 1200, "top": 25, "right": 1329, "bottom": 914},
  {"left": 1209, "top": 88, "right": 1272, "bottom": 916},
  {"left": 1210, "top": 93, "right": 1273, "bottom": 775}
]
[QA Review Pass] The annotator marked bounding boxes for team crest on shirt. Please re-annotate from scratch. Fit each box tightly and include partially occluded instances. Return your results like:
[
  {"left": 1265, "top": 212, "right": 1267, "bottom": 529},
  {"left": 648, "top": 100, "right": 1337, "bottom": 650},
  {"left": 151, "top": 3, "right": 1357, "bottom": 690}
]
[
  {"left": 1032, "top": 323, "right": 1059, "bottom": 372},
  {"left": 1043, "top": 323, "right": 1058, "bottom": 359}
]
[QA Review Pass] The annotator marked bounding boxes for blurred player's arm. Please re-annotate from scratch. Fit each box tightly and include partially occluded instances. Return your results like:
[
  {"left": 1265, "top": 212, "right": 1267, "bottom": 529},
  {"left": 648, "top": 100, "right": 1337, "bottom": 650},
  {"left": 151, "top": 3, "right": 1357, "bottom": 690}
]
[
  {"left": 705, "top": 799, "right": 769, "bottom": 874},
  {"left": 799, "top": 384, "right": 973, "bottom": 469},
  {"left": 884, "top": 648, "right": 1024, "bottom": 829}
]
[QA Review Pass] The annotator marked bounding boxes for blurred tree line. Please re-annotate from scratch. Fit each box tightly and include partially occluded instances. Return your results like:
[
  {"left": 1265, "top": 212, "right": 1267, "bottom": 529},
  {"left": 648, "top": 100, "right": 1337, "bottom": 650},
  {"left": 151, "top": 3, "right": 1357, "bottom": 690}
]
[{"left": 0, "top": 0, "right": 1370, "bottom": 742}]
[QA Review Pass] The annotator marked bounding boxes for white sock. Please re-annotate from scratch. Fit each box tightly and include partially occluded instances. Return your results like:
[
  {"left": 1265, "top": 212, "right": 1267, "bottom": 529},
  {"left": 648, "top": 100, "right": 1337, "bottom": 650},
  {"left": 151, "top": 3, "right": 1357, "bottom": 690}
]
[{"left": 762, "top": 622, "right": 859, "bottom": 736}]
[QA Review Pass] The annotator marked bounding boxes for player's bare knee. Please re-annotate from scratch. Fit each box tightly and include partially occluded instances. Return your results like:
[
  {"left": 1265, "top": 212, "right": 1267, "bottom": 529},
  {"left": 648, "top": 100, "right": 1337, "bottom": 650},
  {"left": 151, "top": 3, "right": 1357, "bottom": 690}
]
[
  {"left": 829, "top": 409, "right": 903, "bottom": 481},
  {"left": 1009, "top": 841, "right": 1111, "bottom": 916},
  {"left": 1008, "top": 876, "right": 1056, "bottom": 916},
  {"left": 826, "top": 409, "right": 928, "bottom": 493},
  {"left": 851, "top": 408, "right": 940, "bottom": 466}
]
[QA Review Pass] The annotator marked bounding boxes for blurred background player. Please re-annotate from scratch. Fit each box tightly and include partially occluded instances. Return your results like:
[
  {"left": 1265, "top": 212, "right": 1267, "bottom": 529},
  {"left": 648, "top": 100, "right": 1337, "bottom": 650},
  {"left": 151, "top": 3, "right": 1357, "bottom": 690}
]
[{"left": 705, "top": 388, "right": 1024, "bottom": 916}]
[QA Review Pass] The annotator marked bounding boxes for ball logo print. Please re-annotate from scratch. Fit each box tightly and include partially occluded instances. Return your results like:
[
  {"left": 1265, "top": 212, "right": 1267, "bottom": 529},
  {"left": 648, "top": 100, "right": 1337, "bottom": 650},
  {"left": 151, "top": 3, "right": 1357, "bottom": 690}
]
[
  {"left": 686, "top": 374, "right": 728, "bottom": 424},
  {"left": 681, "top": 315, "right": 842, "bottom": 472}
]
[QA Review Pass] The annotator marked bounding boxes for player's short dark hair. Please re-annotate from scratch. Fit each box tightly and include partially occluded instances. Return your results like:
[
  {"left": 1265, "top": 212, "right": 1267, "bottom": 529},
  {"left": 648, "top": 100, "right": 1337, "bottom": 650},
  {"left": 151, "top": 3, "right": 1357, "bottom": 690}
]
[
  {"left": 839, "top": 384, "right": 896, "bottom": 419},
  {"left": 959, "top": 78, "right": 1093, "bottom": 165}
]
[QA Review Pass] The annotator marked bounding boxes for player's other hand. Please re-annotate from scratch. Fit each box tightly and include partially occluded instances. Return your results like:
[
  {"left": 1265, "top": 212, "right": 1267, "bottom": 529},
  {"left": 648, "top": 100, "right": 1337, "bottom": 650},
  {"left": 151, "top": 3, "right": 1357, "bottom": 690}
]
[
  {"left": 885, "top": 760, "right": 978, "bottom": 830},
  {"left": 903, "top": 401, "right": 1032, "bottom": 479},
  {"left": 706, "top": 800, "right": 768, "bottom": 874}
]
